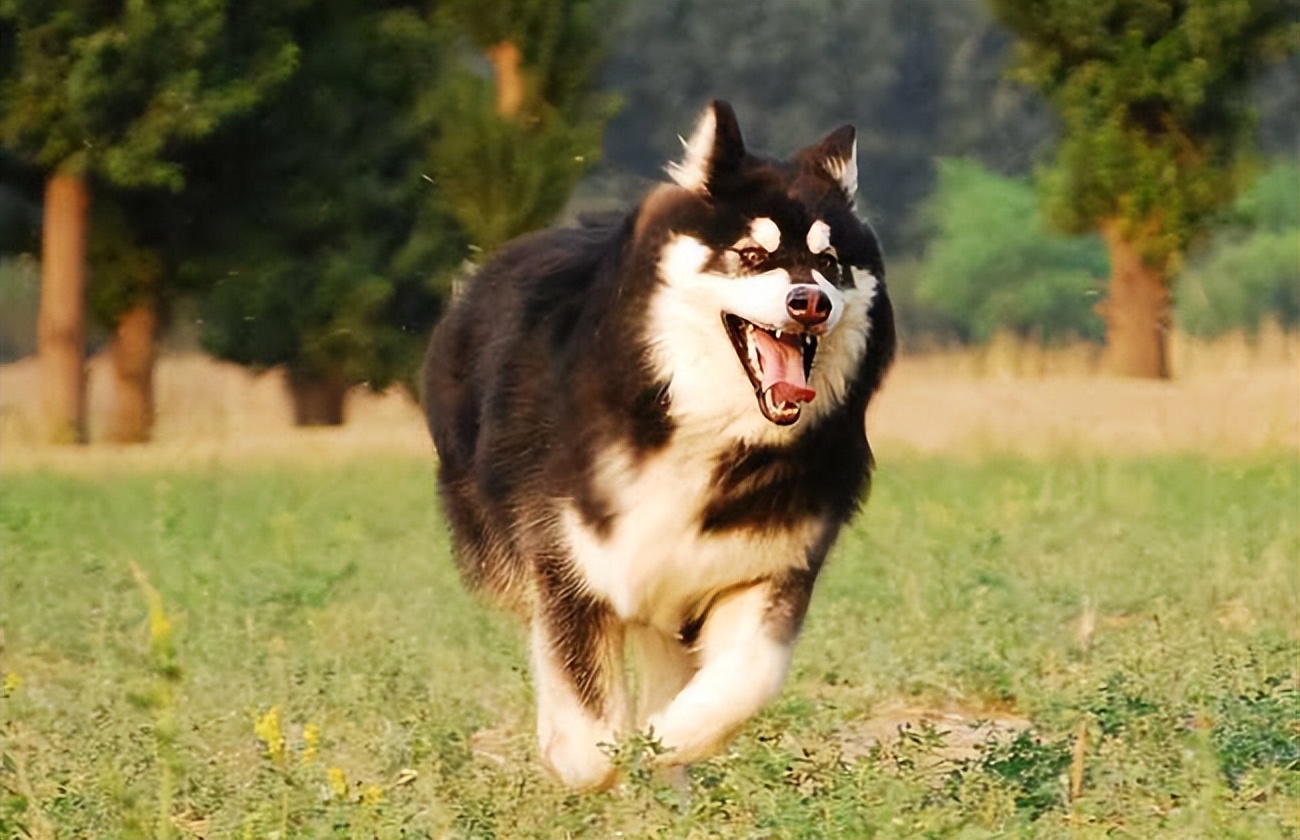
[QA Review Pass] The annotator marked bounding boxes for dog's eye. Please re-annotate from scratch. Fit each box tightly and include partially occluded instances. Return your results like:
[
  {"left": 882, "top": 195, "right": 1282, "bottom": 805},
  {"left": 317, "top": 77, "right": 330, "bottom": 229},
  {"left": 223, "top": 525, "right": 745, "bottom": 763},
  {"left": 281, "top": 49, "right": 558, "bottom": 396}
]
[
  {"left": 736, "top": 247, "right": 768, "bottom": 270},
  {"left": 816, "top": 253, "right": 838, "bottom": 275}
]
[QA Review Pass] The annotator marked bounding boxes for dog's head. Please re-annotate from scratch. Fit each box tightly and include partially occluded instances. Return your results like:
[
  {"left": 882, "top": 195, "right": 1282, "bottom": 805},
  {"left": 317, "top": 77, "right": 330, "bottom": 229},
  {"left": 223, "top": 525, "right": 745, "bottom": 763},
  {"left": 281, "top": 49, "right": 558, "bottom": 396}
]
[{"left": 642, "top": 101, "right": 886, "bottom": 439}]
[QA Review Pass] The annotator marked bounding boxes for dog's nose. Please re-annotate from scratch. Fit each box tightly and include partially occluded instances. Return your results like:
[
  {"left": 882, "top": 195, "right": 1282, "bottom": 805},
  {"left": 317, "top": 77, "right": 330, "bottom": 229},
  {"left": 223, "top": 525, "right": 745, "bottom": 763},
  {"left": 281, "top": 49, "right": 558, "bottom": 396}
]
[{"left": 786, "top": 285, "right": 832, "bottom": 327}]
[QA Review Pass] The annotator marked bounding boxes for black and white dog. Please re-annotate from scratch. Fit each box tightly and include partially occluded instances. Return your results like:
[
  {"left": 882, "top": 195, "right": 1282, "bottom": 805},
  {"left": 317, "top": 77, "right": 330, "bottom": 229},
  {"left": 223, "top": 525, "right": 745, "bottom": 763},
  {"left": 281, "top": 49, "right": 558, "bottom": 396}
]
[{"left": 423, "top": 101, "right": 895, "bottom": 789}]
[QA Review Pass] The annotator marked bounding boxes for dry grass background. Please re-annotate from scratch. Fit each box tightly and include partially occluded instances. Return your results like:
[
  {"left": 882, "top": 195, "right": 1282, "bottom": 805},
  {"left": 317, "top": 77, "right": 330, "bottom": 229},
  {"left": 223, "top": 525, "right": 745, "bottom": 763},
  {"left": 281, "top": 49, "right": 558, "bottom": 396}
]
[{"left": 0, "top": 327, "right": 1296, "bottom": 471}]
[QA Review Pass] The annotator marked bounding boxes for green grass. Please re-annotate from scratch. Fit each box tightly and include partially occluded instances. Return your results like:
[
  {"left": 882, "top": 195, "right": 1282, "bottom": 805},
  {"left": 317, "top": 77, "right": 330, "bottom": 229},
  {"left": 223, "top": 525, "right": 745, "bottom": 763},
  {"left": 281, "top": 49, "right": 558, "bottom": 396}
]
[{"left": 1, "top": 454, "right": 1296, "bottom": 838}]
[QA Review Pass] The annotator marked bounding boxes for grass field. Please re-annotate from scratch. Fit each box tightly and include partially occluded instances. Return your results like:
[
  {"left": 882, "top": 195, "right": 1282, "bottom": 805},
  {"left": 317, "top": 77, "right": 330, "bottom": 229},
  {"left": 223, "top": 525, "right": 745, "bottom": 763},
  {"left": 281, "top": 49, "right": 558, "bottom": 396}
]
[{"left": 2, "top": 452, "right": 1296, "bottom": 838}]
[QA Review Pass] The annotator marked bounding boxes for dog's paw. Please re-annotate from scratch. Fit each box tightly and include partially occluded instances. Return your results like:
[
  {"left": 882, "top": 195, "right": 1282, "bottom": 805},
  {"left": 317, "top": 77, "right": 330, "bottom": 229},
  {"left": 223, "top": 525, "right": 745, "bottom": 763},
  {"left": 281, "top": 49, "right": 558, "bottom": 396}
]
[{"left": 538, "top": 726, "right": 618, "bottom": 791}]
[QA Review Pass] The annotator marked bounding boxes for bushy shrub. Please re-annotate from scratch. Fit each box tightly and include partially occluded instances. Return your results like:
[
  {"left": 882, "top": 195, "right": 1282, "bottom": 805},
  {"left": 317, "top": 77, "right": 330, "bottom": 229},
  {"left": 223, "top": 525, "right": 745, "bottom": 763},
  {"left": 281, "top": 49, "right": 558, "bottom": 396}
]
[
  {"left": 915, "top": 159, "right": 1107, "bottom": 344},
  {"left": 1177, "top": 163, "right": 1300, "bottom": 337}
]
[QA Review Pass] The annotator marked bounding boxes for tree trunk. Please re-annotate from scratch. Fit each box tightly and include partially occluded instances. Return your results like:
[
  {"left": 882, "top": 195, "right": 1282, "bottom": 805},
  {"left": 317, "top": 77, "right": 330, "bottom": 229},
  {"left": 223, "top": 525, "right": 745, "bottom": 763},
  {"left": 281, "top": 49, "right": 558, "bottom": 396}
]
[
  {"left": 487, "top": 40, "right": 525, "bottom": 119},
  {"left": 107, "top": 300, "right": 158, "bottom": 443},
  {"left": 1099, "top": 221, "right": 1171, "bottom": 379},
  {"left": 286, "top": 369, "right": 348, "bottom": 426},
  {"left": 37, "top": 172, "right": 90, "bottom": 444}
]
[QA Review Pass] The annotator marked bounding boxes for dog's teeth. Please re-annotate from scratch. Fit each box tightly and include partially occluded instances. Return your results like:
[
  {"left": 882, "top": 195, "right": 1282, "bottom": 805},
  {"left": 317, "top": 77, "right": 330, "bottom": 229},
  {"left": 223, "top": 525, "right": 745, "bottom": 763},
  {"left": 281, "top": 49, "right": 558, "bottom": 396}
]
[{"left": 775, "top": 329, "right": 783, "bottom": 340}]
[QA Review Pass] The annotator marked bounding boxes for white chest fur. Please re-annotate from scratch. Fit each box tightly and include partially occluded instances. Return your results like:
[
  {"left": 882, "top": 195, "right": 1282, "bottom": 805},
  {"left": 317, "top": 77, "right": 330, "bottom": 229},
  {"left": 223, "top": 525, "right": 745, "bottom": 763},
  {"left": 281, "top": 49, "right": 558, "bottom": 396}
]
[{"left": 560, "top": 439, "right": 819, "bottom": 633}]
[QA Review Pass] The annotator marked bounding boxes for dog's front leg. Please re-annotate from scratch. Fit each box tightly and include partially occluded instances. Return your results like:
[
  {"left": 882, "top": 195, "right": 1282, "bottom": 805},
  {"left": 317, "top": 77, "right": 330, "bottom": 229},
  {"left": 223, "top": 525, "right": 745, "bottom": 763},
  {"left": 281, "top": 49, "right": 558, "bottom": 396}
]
[
  {"left": 646, "top": 574, "right": 809, "bottom": 764},
  {"left": 530, "top": 559, "right": 628, "bottom": 790}
]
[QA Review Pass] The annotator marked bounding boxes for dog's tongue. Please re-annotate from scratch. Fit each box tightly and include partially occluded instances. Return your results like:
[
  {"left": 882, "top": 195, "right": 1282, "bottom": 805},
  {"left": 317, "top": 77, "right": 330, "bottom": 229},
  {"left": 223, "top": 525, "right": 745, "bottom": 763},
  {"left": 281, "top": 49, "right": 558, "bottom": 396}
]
[{"left": 752, "top": 329, "right": 816, "bottom": 405}]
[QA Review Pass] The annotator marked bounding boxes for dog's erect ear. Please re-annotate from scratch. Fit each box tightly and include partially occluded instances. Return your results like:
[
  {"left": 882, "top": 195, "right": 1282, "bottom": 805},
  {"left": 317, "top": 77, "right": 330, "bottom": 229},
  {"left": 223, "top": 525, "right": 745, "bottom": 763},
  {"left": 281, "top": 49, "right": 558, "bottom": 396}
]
[
  {"left": 810, "top": 125, "right": 858, "bottom": 200},
  {"left": 667, "top": 100, "right": 746, "bottom": 193}
]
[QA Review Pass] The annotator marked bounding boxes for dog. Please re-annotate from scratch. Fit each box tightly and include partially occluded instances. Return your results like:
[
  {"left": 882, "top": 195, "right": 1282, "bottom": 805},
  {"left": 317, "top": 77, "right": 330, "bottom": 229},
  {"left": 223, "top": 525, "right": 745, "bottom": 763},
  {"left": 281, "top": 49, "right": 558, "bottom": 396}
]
[{"left": 422, "top": 100, "right": 895, "bottom": 789}]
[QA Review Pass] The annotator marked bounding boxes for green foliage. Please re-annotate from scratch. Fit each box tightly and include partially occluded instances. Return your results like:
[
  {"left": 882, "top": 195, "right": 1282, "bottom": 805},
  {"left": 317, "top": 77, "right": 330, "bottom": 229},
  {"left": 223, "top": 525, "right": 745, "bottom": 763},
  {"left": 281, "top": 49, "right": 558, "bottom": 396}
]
[
  {"left": 432, "top": 0, "right": 616, "bottom": 253},
  {"left": 990, "top": 0, "right": 1300, "bottom": 267},
  {"left": 0, "top": 0, "right": 299, "bottom": 387},
  {"left": 1087, "top": 673, "right": 1161, "bottom": 739},
  {"left": 190, "top": 3, "right": 461, "bottom": 390},
  {"left": 916, "top": 159, "right": 1107, "bottom": 342},
  {"left": 431, "top": 71, "right": 607, "bottom": 253},
  {"left": 1229, "top": 160, "right": 1300, "bottom": 230},
  {"left": 941, "top": 729, "right": 1073, "bottom": 820},
  {"left": 191, "top": 0, "right": 613, "bottom": 387},
  {"left": 85, "top": 196, "right": 162, "bottom": 329},
  {"left": 1211, "top": 676, "right": 1300, "bottom": 792},
  {"left": 0, "top": 0, "right": 298, "bottom": 188},
  {"left": 440, "top": 0, "right": 611, "bottom": 116},
  {"left": 1178, "top": 162, "right": 1300, "bottom": 336}
]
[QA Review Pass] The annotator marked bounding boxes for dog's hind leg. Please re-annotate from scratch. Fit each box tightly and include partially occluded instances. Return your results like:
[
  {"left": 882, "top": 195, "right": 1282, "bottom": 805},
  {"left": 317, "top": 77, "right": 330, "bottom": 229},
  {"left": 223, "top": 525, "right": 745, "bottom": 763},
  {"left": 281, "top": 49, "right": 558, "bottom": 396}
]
[
  {"left": 628, "top": 624, "right": 697, "bottom": 790},
  {"left": 627, "top": 623, "right": 697, "bottom": 728},
  {"left": 530, "top": 558, "right": 629, "bottom": 790}
]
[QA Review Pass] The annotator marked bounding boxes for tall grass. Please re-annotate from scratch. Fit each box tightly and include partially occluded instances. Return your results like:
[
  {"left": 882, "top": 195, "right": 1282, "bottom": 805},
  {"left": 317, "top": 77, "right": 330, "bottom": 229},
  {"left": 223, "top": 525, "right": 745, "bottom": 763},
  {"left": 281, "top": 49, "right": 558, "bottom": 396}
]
[{"left": 1, "top": 455, "right": 1296, "bottom": 837}]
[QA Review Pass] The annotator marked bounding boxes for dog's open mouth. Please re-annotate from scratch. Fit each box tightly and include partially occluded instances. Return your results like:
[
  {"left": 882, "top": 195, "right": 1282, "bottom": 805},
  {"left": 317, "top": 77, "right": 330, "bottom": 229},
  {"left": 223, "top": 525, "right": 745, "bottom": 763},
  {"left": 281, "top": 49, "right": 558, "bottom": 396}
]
[{"left": 722, "top": 314, "right": 818, "bottom": 425}]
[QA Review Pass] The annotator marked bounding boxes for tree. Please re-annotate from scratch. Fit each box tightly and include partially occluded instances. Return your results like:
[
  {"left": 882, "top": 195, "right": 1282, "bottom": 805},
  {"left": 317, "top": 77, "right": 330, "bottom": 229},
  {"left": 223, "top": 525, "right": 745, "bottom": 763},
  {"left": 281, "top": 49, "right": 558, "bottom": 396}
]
[
  {"left": 917, "top": 159, "right": 1107, "bottom": 344},
  {"left": 0, "top": 0, "right": 297, "bottom": 441},
  {"left": 989, "top": 0, "right": 1300, "bottom": 377},
  {"left": 433, "top": 0, "right": 616, "bottom": 252},
  {"left": 86, "top": 193, "right": 164, "bottom": 441},
  {"left": 187, "top": 2, "right": 461, "bottom": 425}
]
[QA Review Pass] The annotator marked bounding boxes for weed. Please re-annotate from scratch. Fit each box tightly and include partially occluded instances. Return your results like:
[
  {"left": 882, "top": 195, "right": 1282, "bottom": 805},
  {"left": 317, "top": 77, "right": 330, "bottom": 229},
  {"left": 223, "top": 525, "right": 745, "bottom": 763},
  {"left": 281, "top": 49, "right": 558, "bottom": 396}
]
[
  {"left": 961, "top": 730, "right": 1072, "bottom": 819},
  {"left": 129, "top": 562, "right": 183, "bottom": 840},
  {"left": 1211, "top": 675, "right": 1300, "bottom": 792},
  {"left": 1086, "top": 672, "right": 1161, "bottom": 738},
  {"left": 603, "top": 730, "right": 673, "bottom": 789}
]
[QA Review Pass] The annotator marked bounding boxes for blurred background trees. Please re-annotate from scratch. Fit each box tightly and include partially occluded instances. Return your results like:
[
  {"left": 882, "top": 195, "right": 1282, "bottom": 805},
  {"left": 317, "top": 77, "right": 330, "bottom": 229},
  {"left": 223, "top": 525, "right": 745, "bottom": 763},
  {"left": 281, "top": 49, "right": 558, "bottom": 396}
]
[
  {"left": 915, "top": 159, "right": 1108, "bottom": 345},
  {"left": 989, "top": 0, "right": 1299, "bottom": 377},
  {"left": 1, "top": 0, "right": 1296, "bottom": 442},
  {"left": 433, "top": 0, "right": 615, "bottom": 253},
  {"left": 0, "top": 0, "right": 298, "bottom": 441},
  {"left": 180, "top": 1, "right": 461, "bottom": 426},
  {"left": 1177, "top": 162, "right": 1300, "bottom": 339}
]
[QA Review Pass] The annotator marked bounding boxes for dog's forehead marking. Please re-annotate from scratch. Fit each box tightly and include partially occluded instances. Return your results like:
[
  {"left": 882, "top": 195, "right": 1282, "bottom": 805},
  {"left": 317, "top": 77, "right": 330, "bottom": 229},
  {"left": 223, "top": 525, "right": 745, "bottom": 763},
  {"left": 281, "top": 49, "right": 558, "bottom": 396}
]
[
  {"left": 806, "top": 221, "right": 831, "bottom": 254},
  {"left": 748, "top": 217, "right": 781, "bottom": 252}
]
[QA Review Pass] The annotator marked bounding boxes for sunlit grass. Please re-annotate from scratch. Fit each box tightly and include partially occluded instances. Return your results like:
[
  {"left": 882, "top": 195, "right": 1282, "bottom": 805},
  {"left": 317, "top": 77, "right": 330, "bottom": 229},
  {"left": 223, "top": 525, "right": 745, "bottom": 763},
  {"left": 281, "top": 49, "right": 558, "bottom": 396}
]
[{"left": 1, "top": 454, "right": 1296, "bottom": 837}]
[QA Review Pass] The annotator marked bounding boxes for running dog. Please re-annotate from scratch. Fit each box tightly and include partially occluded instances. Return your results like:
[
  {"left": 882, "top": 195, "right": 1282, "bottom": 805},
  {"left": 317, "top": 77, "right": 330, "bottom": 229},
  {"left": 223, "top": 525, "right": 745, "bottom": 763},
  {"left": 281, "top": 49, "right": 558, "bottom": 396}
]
[{"left": 422, "top": 100, "right": 895, "bottom": 789}]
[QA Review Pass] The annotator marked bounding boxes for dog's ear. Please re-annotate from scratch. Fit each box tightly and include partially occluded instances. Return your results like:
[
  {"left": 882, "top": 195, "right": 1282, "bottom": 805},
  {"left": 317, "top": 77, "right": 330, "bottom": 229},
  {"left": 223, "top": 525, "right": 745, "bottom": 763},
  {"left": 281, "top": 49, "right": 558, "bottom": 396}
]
[
  {"left": 667, "top": 100, "right": 746, "bottom": 193},
  {"left": 809, "top": 125, "right": 858, "bottom": 200}
]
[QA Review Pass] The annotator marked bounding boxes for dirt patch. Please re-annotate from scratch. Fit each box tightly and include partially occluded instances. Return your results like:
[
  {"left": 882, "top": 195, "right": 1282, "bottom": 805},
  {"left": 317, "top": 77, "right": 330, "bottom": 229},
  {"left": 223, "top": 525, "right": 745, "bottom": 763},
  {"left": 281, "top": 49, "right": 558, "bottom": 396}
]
[
  {"left": 838, "top": 702, "right": 1032, "bottom": 765},
  {"left": 1, "top": 334, "right": 1295, "bottom": 472}
]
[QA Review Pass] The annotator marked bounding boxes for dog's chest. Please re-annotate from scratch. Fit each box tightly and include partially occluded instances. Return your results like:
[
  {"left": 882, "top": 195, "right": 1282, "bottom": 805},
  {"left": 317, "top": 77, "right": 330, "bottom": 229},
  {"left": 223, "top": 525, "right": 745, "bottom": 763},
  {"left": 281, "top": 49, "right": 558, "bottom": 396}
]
[{"left": 560, "top": 440, "right": 817, "bottom": 631}]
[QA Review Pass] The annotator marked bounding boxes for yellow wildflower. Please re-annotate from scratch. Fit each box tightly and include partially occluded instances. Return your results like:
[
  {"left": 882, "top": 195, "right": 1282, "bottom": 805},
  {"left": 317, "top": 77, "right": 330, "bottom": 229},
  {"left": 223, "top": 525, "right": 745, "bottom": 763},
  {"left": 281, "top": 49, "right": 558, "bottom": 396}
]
[
  {"left": 327, "top": 766, "right": 348, "bottom": 799},
  {"left": 359, "top": 784, "right": 384, "bottom": 807},
  {"left": 254, "top": 706, "right": 285, "bottom": 766},
  {"left": 302, "top": 722, "right": 321, "bottom": 765},
  {"left": 1, "top": 672, "right": 19, "bottom": 698}
]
